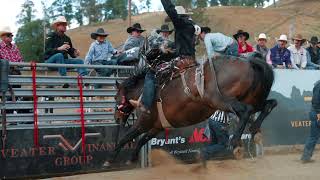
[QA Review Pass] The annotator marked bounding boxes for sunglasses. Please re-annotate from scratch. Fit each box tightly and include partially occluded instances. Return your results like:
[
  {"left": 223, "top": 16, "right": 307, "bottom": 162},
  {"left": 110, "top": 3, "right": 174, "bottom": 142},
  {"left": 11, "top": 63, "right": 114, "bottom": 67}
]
[{"left": 1, "top": 33, "right": 13, "bottom": 38}]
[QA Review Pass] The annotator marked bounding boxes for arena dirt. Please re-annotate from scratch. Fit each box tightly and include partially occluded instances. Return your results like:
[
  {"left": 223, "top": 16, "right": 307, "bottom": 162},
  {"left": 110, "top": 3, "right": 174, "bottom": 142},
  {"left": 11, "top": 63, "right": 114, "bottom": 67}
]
[{"left": 53, "top": 149, "right": 320, "bottom": 180}]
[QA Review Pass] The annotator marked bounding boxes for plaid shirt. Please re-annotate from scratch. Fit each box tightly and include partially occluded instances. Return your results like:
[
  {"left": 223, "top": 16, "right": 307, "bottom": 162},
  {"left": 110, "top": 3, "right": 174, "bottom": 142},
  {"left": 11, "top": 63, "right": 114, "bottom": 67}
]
[{"left": 0, "top": 41, "right": 23, "bottom": 62}]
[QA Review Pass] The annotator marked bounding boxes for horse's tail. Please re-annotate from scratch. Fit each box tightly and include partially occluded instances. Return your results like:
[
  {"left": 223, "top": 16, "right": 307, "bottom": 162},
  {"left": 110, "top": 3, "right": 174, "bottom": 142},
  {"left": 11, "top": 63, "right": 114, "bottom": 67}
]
[{"left": 248, "top": 52, "right": 274, "bottom": 102}]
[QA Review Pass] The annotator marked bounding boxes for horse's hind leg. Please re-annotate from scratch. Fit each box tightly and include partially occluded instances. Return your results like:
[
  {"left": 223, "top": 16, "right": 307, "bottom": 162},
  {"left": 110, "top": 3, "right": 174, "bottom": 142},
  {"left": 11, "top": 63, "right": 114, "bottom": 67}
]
[
  {"left": 249, "top": 99, "right": 277, "bottom": 135},
  {"left": 130, "top": 128, "right": 161, "bottom": 163}
]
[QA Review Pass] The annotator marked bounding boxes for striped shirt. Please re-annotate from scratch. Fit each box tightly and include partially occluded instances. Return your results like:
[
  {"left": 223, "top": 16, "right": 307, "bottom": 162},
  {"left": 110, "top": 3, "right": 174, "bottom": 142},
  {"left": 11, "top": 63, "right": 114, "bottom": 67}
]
[{"left": 209, "top": 110, "right": 231, "bottom": 125}]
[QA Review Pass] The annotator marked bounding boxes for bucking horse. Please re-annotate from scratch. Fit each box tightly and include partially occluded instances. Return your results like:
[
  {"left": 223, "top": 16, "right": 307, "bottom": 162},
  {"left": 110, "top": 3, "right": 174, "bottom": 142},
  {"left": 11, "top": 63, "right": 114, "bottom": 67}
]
[{"left": 111, "top": 53, "right": 277, "bottom": 164}]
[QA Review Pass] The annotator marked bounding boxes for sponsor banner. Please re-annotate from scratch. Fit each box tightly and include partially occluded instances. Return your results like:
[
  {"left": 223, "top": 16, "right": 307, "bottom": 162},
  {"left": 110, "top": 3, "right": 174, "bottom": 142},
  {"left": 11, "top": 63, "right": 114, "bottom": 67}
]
[{"left": 0, "top": 126, "right": 138, "bottom": 179}]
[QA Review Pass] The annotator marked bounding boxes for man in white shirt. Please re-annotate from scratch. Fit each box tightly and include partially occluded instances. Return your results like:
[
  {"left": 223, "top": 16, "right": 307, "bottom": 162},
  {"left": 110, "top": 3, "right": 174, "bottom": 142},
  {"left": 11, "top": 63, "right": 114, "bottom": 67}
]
[{"left": 288, "top": 34, "right": 307, "bottom": 70}]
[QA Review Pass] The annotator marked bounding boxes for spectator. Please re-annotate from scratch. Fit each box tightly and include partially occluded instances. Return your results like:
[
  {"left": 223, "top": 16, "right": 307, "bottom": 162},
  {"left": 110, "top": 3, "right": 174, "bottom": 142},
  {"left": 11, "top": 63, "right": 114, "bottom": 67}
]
[
  {"left": 199, "top": 27, "right": 238, "bottom": 59},
  {"left": 306, "top": 50, "right": 320, "bottom": 70},
  {"left": 268, "top": 34, "right": 292, "bottom": 69},
  {"left": 148, "top": 24, "right": 175, "bottom": 50},
  {"left": 288, "top": 34, "right": 307, "bottom": 70},
  {"left": 85, "top": 28, "right": 118, "bottom": 77},
  {"left": 233, "top": 30, "right": 253, "bottom": 57},
  {"left": 254, "top": 33, "right": 269, "bottom": 60},
  {"left": 122, "top": 23, "right": 146, "bottom": 51},
  {"left": 0, "top": 26, "right": 23, "bottom": 63},
  {"left": 44, "top": 16, "right": 87, "bottom": 88},
  {"left": 306, "top": 36, "right": 320, "bottom": 65}
]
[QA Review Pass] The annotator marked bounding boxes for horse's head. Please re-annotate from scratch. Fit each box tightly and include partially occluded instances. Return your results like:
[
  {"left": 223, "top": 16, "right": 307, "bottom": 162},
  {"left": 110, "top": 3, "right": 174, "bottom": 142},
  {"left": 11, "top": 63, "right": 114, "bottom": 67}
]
[{"left": 114, "top": 81, "right": 134, "bottom": 126}]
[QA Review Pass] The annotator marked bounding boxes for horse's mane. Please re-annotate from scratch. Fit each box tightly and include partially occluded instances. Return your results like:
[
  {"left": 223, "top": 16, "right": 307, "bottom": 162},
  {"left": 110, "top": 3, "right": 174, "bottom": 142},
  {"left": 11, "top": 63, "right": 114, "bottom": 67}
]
[{"left": 122, "top": 67, "right": 147, "bottom": 90}]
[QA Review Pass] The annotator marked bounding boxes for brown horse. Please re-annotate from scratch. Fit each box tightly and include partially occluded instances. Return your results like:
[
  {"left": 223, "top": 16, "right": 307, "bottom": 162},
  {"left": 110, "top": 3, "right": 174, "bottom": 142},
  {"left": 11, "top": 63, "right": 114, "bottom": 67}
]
[{"left": 112, "top": 55, "right": 277, "bottom": 163}]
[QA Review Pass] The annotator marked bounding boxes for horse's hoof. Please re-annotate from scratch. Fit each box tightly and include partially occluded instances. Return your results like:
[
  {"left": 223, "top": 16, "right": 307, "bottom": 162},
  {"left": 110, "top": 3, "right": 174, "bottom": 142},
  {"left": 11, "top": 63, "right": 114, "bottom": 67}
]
[
  {"left": 103, "top": 161, "right": 111, "bottom": 167},
  {"left": 254, "top": 132, "right": 263, "bottom": 145},
  {"left": 233, "top": 147, "right": 244, "bottom": 160}
]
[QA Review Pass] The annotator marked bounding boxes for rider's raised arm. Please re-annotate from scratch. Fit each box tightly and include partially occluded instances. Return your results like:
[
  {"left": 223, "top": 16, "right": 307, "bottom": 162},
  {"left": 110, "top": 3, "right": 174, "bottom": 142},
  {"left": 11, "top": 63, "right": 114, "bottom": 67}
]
[{"left": 161, "top": 0, "right": 181, "bottom": 27}]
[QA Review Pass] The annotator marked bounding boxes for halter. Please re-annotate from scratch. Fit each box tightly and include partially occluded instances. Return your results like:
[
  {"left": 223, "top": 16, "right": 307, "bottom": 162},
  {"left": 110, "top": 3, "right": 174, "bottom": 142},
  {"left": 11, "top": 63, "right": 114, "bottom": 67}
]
[{"left": 116, "top": 96, "right": 133, "bottom": 116}]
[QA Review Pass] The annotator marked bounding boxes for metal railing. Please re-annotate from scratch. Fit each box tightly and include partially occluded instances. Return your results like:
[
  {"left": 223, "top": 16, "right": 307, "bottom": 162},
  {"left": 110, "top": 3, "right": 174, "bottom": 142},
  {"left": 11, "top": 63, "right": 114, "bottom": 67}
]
[{"left": 0, "top": 62, "right": 136, "bottom": 130}]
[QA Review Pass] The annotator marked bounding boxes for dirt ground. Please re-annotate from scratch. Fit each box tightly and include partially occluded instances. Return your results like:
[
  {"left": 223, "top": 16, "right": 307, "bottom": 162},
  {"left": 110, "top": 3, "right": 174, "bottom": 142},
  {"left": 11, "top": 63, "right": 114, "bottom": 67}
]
[{"left": 53, "top": 149, "right": 320, "bottom": 180}]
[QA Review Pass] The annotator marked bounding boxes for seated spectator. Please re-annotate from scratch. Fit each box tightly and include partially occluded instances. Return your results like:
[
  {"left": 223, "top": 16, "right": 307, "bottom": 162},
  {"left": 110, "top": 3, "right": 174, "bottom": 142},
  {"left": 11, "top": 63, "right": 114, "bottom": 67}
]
[
  {"left": 199, "top": 27, "right": 238, "bottom": 59},
  {"left": 44, "top": 16, "right": 87, "bottom": 88},
  {"left": 254, "top": 33, "right": 269, "bottom": 60},
  {"left": 122, "top": 23, "right": 146, "bottom": 51},
  {"left": 233, "top": 30, "right": 253, "bottom": 57},
  {"left": 0, "top": 26, "right": 23, "bottom": 63},
  {"left": 148, "top": 24, "right": 175, "bottom": 50},
  {"left": 306, "top": 36, "right": 320, "bottom": 65},
  {"left": 85, "top": 28, "right": 118, "bottom": 77},
  {"left": 268, "top": 34, "right": 292, "bottom": 69},
  {"left": 288, "top": 34, "right": 307, "bottom": 70},
  {"left": 306, "top": 50, "right": 320, "bottom": 70}
]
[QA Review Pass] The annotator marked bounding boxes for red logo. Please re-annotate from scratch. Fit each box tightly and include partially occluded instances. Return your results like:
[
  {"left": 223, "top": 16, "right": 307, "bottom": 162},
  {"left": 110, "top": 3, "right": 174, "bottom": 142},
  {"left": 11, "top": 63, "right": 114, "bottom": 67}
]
[{"left": 188, "top": 128, "right": 210, "bottom": 143}]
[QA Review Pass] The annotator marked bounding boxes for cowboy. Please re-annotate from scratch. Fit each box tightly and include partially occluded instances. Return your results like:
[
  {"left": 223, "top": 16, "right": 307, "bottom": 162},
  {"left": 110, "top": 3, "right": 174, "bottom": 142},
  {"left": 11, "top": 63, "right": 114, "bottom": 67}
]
[
  {"left": 122, "top": 23, "right": 146, "bottom": 51},
  {"left": 201, "top": 111, "right": 230, "bottom": 164},
  {"left": 233, "top": 30, "right": 253, "bottom": 57},
  {"left": 44, "top": 16, "right": 87, "bottom": 88},
  {"left": 129, "top": 0, "right": 200, "bottom": 120},
  {"left": 0, "top": 26, "right": 23, "bottom": 63},
  {"left": 288, "top": 34, "right": 307, "bottom": 70},
  {"left": 267, "top": 34, "right": 292, "bottom": 69},
  {"left": 254, "top": 33, "right": 269, "bottom": 60},
  {"left": 148, "top": 24, "right": 175, "bottom": 50},
  {"left": 85, "top": 28, "right": 118, "bottom": 78},
  {"left": 301, "top": 80, "right": 320, "bottom": 163},
  {"left": 306, "top": 36, "right": 320, "bottom": 65},
  {"left": 199, "top": 26, "right": 238, "bottom": 59}
]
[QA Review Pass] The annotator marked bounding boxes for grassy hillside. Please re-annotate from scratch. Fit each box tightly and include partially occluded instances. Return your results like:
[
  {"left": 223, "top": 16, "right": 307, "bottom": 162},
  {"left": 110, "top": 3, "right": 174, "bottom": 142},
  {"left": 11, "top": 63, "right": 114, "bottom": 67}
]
[{"left": 67, "top": 0, "right": 320, "bottom": 58}]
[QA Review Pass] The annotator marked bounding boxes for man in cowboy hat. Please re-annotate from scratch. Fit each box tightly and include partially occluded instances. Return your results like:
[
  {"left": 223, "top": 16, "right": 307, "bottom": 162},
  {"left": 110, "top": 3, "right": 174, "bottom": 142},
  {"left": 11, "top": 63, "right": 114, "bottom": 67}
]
[
  {"left": 0, "top": 26, "right": 23, "bottom": 63},
  {"left": 122, "top": 23, "right": 146, "bottom": 51},
  {"left": 268, "top": 34, "right": 292, "bottom": 69},
  {"left": 233, "top": 30, "right": 253, "bottom": 57},
  {"left": 129, "top": 0, "right": 201, "bottom": 119},
  {"left": 44, "top": 16, "right": 87, "bottom": 87},
  {"left": 288, "top": 34, "right": 307, "bottom": 70},
  {"left": 306, "top": 36, "right": 320, "bottom": 65},
  {"left": 148, "top": 24, "right": 174, "bottom": 49},
  {"left": 85, "top": 28, "right": 118, "bottom": 79},
  {"left": 198, "top": 26, "right": 238, "bottom": 59},
  {"left": 254, "top": 33, "right": 269, "bottom": 60}
]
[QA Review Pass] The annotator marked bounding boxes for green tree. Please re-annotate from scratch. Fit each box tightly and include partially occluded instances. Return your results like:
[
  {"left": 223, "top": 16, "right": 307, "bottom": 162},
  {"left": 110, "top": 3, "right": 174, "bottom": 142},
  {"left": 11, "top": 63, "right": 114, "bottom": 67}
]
[
  {"left": 219, "top": 0, "right": 230, "bottom": 6},
  {"left": 15, "top": 20, "right": 45, "bottom": 62},
  {"left": 16, "top": 0, "right": 36, "bottom": 25},
  {"left": 209, "top": 0, "right": 219, "bottom": 6},
  {"left": 104, "top": 0, "right": 128, "bottom": 21},
  {"left": 176, "top": 0, "right": 192, "bottom": 9},
  {"left": 48, "top": 0, "right": 74, "bottom": 24},
  {"left": 196, "top": 0, "right": 207, "bottom": 8}
]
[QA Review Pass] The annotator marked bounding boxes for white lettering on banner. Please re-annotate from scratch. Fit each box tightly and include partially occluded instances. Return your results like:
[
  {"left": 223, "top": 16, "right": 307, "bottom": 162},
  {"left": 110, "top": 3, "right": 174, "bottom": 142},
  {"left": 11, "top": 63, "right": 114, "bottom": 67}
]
[
  {"left": 169, "top": 148, "right": 200, "bottom": 155},
  {"left": 151, "top": 137, "right": 186, "bottom": 146},
  {"left": 241, "top": 134, "right": 252, "bottom": 140}
]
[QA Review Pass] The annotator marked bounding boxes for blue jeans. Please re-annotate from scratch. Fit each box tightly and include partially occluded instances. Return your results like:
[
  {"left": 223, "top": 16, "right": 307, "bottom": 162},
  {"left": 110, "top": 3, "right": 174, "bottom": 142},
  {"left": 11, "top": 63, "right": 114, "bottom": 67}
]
[
  {"left": 225, "top": 41, "right": 239, "bottom": 57},
  {"left": 45, "top": 53, "right": 87, "bottom": 76},
  {"left": 141, "top": 70, "right": 156, "bottom": 110},
  {"left": 201, "top": 120, "right": 229, "bottom": 160},
  {"left": 92, "top": 59, "right": 117, "bottom": 77},
  {"left": 301, "top": 110, "right": 320, "bottom": 161}
]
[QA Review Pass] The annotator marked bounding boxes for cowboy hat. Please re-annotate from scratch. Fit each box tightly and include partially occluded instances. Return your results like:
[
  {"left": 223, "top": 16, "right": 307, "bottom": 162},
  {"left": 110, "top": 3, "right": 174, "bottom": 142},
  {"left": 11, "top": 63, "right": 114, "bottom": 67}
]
[
  {"left": 175, "top": 6, "right": 193, "bottom": 15},
  {"left": 91, "top": 28, "right": 109, "bottom": 40},
  {"left": 52, "top": 16, "right": 68, "bottom": 27},
  {"left": 201, "top": 27, "right": 211, "bottom": 33},
  {"left": 278, "top": 34, "right": 288, "bottom": 42},
  {"left": 258, "top": 33, "right": 267, "bottom": 40},
  {"left": 127, "top": 23, "right": 146, "bottom": 33},
  {"left": 0, "top": 26, "right": 12, "bottom": 37},
  {"left": 310, "top": 36, "right": 319, "bottom": 45},
  {"left": 156, "top": 24, "right": 174, "bottom": 34},
  {"left": 233, "top": 30, "right": 250, "bottom": 40},
  {"left": 292, "top": 34, "right": 306, "bottom": 43}
]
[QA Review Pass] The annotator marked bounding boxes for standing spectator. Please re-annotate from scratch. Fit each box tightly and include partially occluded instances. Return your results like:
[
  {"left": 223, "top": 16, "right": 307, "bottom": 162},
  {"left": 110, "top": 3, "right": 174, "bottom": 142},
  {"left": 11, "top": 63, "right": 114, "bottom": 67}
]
[
  {"left": 85, "top": 28, "right": 118, "bottom": 77},
  {"left": 233, "top": 30, "right": 253, "bottom": 57},
  {"left": 301, "top": 80, "right": 320, "bottom": 163},
  {"left": 0, "top": 26, "right": 23, "bottom": 63},
  {"left": 44, "top": 16, "right": 87, "bottom": 88},
  {"left": 288, "top": 34, "right": 307, "bottom": 70},
  {"left": 254, "top": 33, "right": 269, "bottom": 60},
  {"left": 122, "top": 23, "right": 146, "bottom": 51},
  {"left": 199, "top": 27, "right": 238, "bottom": 59},
  {"left": 268, "top": 34, "right": 292, "bottom": 69},
  {"left": 306, "top": 36, "right": 320, "bottom": 65}
]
